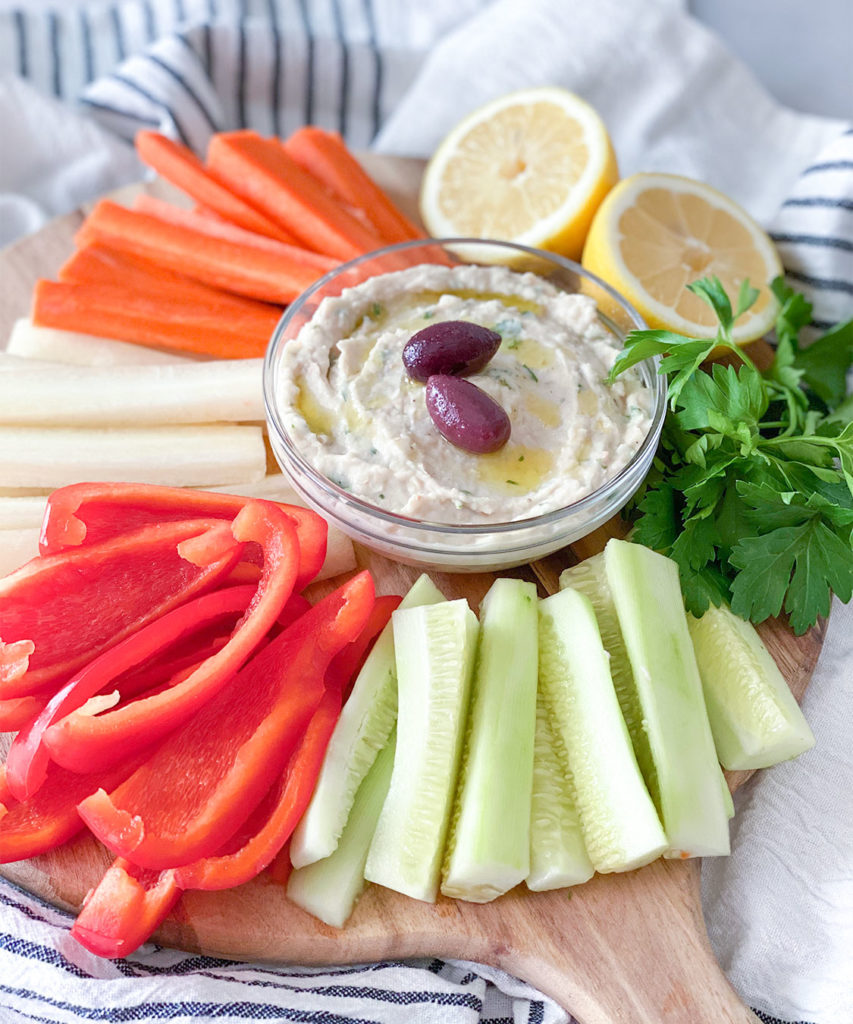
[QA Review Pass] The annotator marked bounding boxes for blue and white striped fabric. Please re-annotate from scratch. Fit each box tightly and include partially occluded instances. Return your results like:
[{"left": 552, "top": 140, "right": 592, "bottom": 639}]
[
  {"left": 0, "top": 1, "right": 851, "bottom": 1022},
  {"left": 768, "top": 129, "right": 853, "bottom": 332}
]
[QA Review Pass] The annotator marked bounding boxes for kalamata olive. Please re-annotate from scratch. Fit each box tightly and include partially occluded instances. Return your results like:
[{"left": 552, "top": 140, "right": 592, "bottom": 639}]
[
  {"left": 402, "top": 320, "right": 501, "bottom": 382},
  {"left": 425, "top": 374, "right": 511, "bottom": 454}
]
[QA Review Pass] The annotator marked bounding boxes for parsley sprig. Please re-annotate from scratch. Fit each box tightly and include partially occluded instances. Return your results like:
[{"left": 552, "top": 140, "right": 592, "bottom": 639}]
[{"left": 610, "top": 276, "right": 853, "bottom": 634}]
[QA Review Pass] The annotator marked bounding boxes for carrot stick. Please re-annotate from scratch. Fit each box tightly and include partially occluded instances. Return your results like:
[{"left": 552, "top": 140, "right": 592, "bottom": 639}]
[
  {"left": 133, "top": 195, "right": 337, "bottom": 272},
  {"left": 282, "top": 127, "right": 423, "bottom": 245},
  {"left": 207, "top": 131, "right": 384, "bottom": 261},
  {"left": 60, "top": 245, "right": 254, "bottom": 304},
  {"left": 33, "top": 280, "right": 280, "bottom": 359},
  {"left": 135, "top": 130, "right": 299, "bottom": 244},
  {"left": 77, "top": 200, "right": 324, "bottom": 304}
]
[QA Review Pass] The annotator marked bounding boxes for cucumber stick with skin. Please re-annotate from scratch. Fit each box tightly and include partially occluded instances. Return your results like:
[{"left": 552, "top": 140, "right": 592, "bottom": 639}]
[
  {"left": 290, "top": 573, "right": 445, "bottom": 869},
  {"left": 442, "top": 578, "right": 538, "bottom": 902},
  {"left": 602, "top": 539, "right": 731, "bottom": 858},
  {"left": 365, "top": 599, "right": 479, "bottom": 902},
  {"left": 687, "top": 603, "right": 815, "bottom": 770},
  {"left": 527, "top": 691, "right": 594, "bottom": 890},
  {"left": 538, "top": 587, "right": 667, "bottom": 873},
  {"left": 287, "top": 729, "right": 397, "bottom": 927}
]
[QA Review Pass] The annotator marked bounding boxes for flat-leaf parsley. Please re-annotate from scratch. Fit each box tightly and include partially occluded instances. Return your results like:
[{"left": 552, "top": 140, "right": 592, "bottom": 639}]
[{"left": 610, "top": 275, "right": 853, "bottom": 634}]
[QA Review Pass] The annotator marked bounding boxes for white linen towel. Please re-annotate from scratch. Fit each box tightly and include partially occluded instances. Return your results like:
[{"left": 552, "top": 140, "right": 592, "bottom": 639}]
[{"left": 0, "top": 1, "right": 851, "bottom": 1022}]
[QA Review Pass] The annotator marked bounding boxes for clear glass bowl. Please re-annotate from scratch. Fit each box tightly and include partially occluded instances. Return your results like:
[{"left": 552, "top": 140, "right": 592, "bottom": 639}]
[{"left": 263, "top": 238, "right": 665, "bottom": 572}]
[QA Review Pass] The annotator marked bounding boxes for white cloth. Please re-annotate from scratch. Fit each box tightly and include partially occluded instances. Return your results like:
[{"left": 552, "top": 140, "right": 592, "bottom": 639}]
[{"left": 0, "top": 2, "right": 851, "bottom": 1023}]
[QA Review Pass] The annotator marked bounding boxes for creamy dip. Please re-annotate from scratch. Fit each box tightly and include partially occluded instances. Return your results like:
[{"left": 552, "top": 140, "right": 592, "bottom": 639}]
[{"left": 278, "top": 263, "right": 653, "bottom": 525}]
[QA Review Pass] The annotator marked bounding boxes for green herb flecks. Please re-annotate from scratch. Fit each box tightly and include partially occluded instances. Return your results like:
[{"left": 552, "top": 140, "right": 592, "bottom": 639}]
[{"left": 611, "top": 274, "right": 853, "bottom": 634}]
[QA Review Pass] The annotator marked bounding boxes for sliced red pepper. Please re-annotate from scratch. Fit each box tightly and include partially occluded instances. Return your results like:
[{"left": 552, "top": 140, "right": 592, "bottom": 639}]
[
  {"left": 267, "top": 843, "right": 293, "bottom": 886},
  {"left": 0, "top": 517, "right": 243, "bottom": 701},
  {"left": 71, "top": 858, "right": 180, "bottom": 959},
  {"left": 0, "top": 695, "right": 47, "bottom": 733},
  {"left": 76, "top": 570, "right": 375, "bottom": 870},
  {"left": 43, "top": 501, "right": 300, "bottom": 774},
  {"left": 274, "top": 592, "right": 312, "bottom": 631},
  {"left": 327, "top": 593, "right": 401, "bottom": 698},
  {"left": 173, "top": 682, "right": 343, "bottom": 890},
  {"left": 0, "top": 754, "right": 147, "bottom": 863},
  {"left": 40, "top": 482, "right": 328, "bottom": 590},
  {"left": 5, "top": 586, "right": 257, "bottom": 802}
]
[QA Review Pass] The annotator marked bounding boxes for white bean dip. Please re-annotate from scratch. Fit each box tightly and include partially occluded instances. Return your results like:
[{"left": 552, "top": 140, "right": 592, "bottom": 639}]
[{"left": 278, "top": 263, "right": 652, "bottom": 525}]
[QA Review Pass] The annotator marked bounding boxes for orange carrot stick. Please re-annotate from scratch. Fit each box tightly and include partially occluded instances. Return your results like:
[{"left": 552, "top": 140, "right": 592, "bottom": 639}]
[
  {"left": 59, "top": 245, "right": 257, "bottom": 304},
  {"left": 135, "top": 130, "right": 299, "bottom": 244},
  {"left": 33, "top": 280, "right": 280, "bottom": 359},
  {"left": 133, "top": 194, "right": 337, "bottom": 272},
  {"left": 282, "top": 127, "right": 424, "bottom": 245},
  {"left": 207, "top": 131, "right": 384, "bottom": 261},
  {"left": 77, "top": 200, "right": 324, "bottom": 305}
]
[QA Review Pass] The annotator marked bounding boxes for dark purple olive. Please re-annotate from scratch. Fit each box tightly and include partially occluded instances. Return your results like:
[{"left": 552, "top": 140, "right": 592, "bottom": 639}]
[
  {"left": 425, "top": 375, "right": 511, "bottom": 454},
  {"left": 402, "top": 320, "right": 501, "bottom": 382}
]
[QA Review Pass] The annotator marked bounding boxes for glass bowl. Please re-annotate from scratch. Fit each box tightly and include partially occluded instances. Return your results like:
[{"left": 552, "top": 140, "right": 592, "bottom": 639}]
[{"left": 263, "top": 238, "right": 665, "bottom": 572}]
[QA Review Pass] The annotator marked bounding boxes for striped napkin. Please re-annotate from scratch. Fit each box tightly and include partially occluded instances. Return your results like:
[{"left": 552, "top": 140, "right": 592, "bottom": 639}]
[{"left": 0, "top": 2, "right": 851, "bottom": 1023}]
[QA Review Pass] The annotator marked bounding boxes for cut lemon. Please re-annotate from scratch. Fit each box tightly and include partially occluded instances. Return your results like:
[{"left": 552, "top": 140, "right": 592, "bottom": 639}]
[
  {"left": 419, "top": 87, "right": 618, "bottom": 260},
  {"left": 582, "top": 173, "right": 782, "bottom": 341}
]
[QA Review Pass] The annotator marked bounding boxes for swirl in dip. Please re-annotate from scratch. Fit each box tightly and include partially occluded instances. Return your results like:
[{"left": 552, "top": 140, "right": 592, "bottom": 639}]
[{"left": 278, "top": 262, "right": 652, "bottom": 525}]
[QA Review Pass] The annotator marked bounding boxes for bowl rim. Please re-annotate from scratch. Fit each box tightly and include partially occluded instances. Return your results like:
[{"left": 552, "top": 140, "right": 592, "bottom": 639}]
[{"left": 263, "top": 236, "right": 666, "bottom": 538}]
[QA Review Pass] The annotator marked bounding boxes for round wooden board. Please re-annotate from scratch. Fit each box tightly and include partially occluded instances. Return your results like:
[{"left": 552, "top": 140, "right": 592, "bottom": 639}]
[{"left": 0, "top": 157, "right": 827, "bottom": 1024}]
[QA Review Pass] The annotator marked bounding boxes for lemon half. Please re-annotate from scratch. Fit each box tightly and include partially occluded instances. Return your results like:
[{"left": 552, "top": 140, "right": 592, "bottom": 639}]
[
  {"left": 419, "top": 87, "right": 618, "bottom": 260},
  {"left": 582, "top": 173, "right": 782, "bottom": 341}
]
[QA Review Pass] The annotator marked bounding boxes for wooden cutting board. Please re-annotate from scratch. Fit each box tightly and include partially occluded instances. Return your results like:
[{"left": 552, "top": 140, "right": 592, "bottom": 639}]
[{"left": 0, "top": 156, "right": 826, "bottom": 1023}]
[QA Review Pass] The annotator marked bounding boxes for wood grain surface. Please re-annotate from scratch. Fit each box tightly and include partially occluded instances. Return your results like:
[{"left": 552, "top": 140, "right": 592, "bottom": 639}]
[{"left": 0, "top": 156, "right": 826, "bottom": 1024}]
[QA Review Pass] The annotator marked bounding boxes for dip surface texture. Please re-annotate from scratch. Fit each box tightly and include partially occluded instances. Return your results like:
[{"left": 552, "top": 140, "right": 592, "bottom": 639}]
[{"left": 279, "top": 263, "right": 652, "bottom": 524}]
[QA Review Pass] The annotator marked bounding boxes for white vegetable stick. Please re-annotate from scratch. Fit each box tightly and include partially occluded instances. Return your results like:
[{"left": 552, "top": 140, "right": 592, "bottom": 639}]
[
  {"left": 0, "top": 360, "right": 264, "bottom": 426},
  {"left": 0, "top": 352, "right": 58, "bottom": 370},
  {"left": 207, "top": 476, "right": 303, "bottom": 502},
  {"left": 0, "top": 528, "right": 40, "bottom": 578},
  {"left": 208, "top": 476, "right": 357, "bottom": 582},
  {"left": 0, "top": 496, "right": 48, "bottom": 529},
  {"left": 7, "top": 318, "right": 191, "bottom": 366},
  {"left": 0, "top": 425, "right": 266, "bottom": 489}
]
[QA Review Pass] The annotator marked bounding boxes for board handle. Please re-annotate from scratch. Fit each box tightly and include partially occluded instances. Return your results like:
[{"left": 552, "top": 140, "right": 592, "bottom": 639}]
[{"left": 452, "top": 859, "right": 760, "bottom": 1024}]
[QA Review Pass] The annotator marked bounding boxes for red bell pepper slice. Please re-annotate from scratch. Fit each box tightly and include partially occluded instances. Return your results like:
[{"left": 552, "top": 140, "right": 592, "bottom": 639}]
[
  {"left": 76, "top": 570, "right": 375, "bottom": 870},
  {"left": 0, "top": 754, "right": 147, "bottom": 863},
  {"left": 174, "top": 683, "right": 343, "bottom": 890},
  {"left": 40, "top": 482, "right": 328, "bottom": 590},
  {"left": 0, "top": 695, "right": 47, "bottom": 733},
  {"left": 273, "top": 592, "right": 312, "bottom": 634},
  {"left": 327, "top": 593, "right": 401, "bottom": 697},
  {"left": 0, "top": 517, "right": 243, "bottom": 701},
  {"left": 174, "top": 592, "right": 398, "bottom": 890},
  {"left": 43, "top": 501, "right": 301, "bottom": 774},
  {"left": 5, "top": 586, "right": 257, "bottom": 802},
  {"left": 71, "top": 858, "right": 180, "bottom": 959}
]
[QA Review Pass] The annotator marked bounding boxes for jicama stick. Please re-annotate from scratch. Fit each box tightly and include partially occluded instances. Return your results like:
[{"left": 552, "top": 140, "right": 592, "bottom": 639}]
[
  {"left": 33, "top": 280, "right": 279, "bottom": 359},
  {"left": 135, "top": 130, "right": 298, "bottom": 243},
  {"left": 0, "top": 352, "right": 56, "bottom": 370},
  {"left": 0, "top": 425, "right": 267, "bottom": 488},
  {"left": 283, "top": 127, "right": 423, "bottom": 244},
  {"left": 207, "top": 131, "right": 383, "bottom": 260},
  {"left": 77, "top": 201, "right": 321, "bottom": 305},
  {"left": 7, "top": 319, "right": 192, "bottom": 366},
  {"left": 0, "top": 528, "right": 40, "bottom": 578},
  {"left": 133, "top": 195, "right": 338, "bottom": 272},
  {"left": 0, "top": 496, "right": 47, "bottom": 529},
  {"left": 0, "top": 359, "right": 264, "bottom": 426},
  {"left": 207, "top": 476, "right": 356, "bottom": 582}
]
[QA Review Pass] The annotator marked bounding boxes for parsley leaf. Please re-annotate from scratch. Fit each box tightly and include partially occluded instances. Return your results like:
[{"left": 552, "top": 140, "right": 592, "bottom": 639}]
[
  {"left": 611, "top": 274, "right": 853, "bottom": 633},
  {"left": 793, "top": 317, "right": 853, "bottom": 408},
  {"left": 730, "top": 521, "right": 853, "bottom": 634}
]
